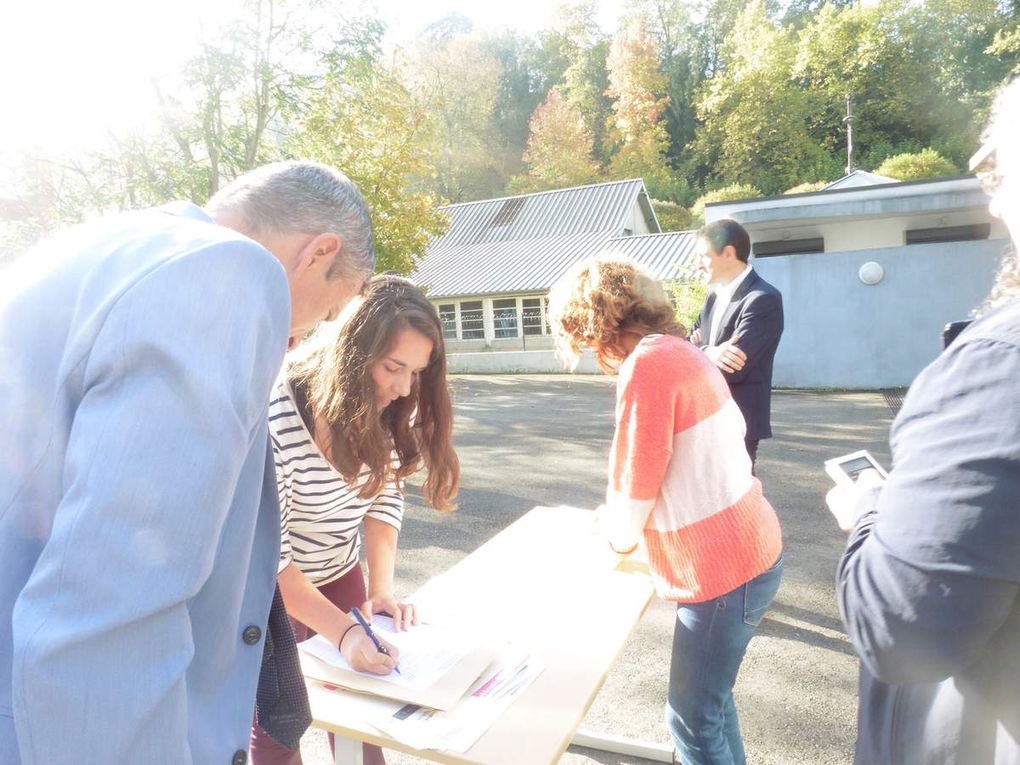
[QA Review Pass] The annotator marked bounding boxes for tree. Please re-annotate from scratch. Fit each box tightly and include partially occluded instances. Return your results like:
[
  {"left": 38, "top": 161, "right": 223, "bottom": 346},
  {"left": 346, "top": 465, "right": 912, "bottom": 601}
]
[
  {"left": 605, "top": 19, "right": 684, "bottom": 202},
  {"left": 875, "top": 148, "right": 959, "bottom": 181},
  {"left": 288, "top": 27, "right": 447, "bottom": 274},
  {"left": 694, "top": 1, "right": 834, "bottom": 195},
  {"left": 794, "top": 0, "right": 1010, "bottom": 172},
  {"left": 515, "top": 87, "right": 600, "bottom": 192},
  {"left": 549, "top": 1, "right": 614, "bottom": 157},
  {"left": 2, "top": 4, "right": 448, "bottom": 275},
  {"left": 782, "top": 0, "right": 855, "bottom": 28},
  {"left": 986, "top": 17, "right": 1020, "bottom": 75},
  {"left": 0, "top": 152, "right": 112, "bottom": 256},
  {"left": 622, "top": 0, "right": 705, "bottom": 172},
  {"left": 404, "top": 34, "right": 506, "bottom": 202},
  {"left": 151, "top": 0, "right": 319, "bottom": 198},
  {"left": 482, "top": 31, "right": 567, "bottom": 183}
]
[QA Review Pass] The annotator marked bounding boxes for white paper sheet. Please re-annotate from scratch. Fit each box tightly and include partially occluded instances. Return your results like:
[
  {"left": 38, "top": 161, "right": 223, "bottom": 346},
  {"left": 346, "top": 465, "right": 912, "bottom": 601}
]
[
  {"left": 298, "top": 616, "right": 479, "bottom": 690},
  {"left": 369, "top": 646, "right": 544, "bottom": 752}
]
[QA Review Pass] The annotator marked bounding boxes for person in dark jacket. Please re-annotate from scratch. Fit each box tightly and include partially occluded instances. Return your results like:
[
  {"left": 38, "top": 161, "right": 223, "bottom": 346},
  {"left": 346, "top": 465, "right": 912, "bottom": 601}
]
[
  {"left": 826, "top": 77, "right": 1020, "bottom": 765},
  {"left": 690, "top": 219, "right": 783, "bottom": 473}
]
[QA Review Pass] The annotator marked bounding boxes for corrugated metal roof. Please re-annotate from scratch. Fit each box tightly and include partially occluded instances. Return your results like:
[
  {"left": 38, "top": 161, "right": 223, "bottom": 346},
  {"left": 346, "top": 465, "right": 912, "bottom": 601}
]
[
  {"left": 601, "top": 230, "right": 700, "bottom": 281},
  {"left": 824, "top": 170, "right": 898, "bottom": 190},
  {"left": 435, "top": 179, "right": 654, "bottom": 247},
  {"left": 414, "top": 229, "right": 700, "bottom": 299},
  {"left": 415, "top": 231, "right": 616, "bottom": 299},
  {"left": 411, "top": 179, "right": 695, "bottom": 298}
]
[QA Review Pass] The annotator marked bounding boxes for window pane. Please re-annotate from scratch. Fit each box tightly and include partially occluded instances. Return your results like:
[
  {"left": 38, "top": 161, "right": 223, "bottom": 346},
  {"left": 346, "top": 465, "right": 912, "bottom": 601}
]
[
  {"left": 493, "top": 298, "right": 518, "bottom": 338},
  {"left": 438, "top": 303, "right": 457, "bottom": 340},
  {"left": 460, "top": 301, "right": 484, "bottom": 340},
  {"left": 522, "top": 298, "right": 543, "bottom": 336}
]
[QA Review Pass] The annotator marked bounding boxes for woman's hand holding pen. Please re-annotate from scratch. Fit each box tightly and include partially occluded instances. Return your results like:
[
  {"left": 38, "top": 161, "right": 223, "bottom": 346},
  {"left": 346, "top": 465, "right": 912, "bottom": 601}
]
[
  {"left": 339, "top": 620, "right": 400, "bottom": 675},
  {"left": 362, "top": 593, "right": 418, "bottom": 631}
]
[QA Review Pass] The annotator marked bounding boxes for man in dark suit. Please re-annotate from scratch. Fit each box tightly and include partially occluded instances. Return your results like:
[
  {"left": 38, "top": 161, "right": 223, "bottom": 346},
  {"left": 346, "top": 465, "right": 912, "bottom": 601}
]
[{"left": 690, "top": 218, "right": 783, "bottom": 472}]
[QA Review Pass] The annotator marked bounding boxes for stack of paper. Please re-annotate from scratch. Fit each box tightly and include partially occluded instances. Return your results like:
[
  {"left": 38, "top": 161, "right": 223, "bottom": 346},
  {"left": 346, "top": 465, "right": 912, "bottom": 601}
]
[
  {"left": 310, "top": 644, "right": 544, "bottom": 753},
  {"left": 371, "top": 646, "right": 543, "bottom": 752},
  {"left": 298, "top": 616, "right": 496, "bottom": 710}
]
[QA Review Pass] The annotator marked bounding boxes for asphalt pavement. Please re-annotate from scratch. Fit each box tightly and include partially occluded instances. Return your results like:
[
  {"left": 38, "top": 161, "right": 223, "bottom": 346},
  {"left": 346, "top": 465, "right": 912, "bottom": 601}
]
[{"left": 302, "top": 376, "right": 897, "bottom": 765}]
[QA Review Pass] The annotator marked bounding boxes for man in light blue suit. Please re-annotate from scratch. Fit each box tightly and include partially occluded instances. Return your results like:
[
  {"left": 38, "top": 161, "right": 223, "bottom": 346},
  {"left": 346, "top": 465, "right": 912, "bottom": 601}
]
[{"left": 0, "top": 161, "right": 375, "bottom": 764}]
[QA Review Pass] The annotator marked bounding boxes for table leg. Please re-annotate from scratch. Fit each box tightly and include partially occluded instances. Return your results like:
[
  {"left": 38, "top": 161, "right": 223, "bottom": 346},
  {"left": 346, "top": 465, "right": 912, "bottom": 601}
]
[
  {"left": 572, "top": 729, "right": 673, "bottom": 763},
  {"left": 332, "top": 736, "right": 364, "bottom": 765}
]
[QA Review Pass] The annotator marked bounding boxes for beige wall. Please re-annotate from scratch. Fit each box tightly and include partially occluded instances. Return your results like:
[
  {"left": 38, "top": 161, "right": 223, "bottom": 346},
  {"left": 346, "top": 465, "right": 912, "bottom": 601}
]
[{"left": 747, "top": 209, "right": 1006, "bottom": 255}]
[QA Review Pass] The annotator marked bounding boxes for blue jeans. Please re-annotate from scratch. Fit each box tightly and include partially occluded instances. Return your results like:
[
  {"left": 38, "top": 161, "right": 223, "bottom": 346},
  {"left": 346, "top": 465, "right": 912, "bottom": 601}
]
[{"left": 667, "top": 555, "right": 783, "bottom": 765}]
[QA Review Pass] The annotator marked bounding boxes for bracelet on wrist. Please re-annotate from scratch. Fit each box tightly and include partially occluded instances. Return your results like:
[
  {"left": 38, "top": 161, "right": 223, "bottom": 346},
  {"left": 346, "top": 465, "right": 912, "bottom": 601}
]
[
  {"left": 338, "top": 622, "right": 363, "bottom": 651},
  {"left": 609, "top": 540, "right": 639, "bottom": 555}
]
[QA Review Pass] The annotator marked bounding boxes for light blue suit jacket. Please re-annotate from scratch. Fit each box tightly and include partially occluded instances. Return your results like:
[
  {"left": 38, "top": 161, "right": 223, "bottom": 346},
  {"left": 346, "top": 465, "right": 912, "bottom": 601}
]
[{"left": 0, "top": 204, "right": 291, "bottom": 763}]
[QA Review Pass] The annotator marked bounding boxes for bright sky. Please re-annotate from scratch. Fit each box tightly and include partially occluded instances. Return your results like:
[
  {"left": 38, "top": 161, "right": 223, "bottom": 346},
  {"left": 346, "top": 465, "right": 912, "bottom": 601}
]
[{"left": 0, "top": 0, "right": 625, "bottom": 157}]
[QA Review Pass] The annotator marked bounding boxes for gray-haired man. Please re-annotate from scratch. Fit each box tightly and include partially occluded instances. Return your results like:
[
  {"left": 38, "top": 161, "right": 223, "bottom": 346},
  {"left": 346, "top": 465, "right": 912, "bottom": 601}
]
[{"left": 0, "top": 161, "right": 374, "bottom": 765}]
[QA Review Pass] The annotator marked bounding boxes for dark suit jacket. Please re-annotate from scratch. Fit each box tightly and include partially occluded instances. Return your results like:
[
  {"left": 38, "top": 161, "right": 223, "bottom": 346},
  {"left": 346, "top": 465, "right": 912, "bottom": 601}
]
[{"left": 693, "top": 269, "right": 784, "bottom": 440}]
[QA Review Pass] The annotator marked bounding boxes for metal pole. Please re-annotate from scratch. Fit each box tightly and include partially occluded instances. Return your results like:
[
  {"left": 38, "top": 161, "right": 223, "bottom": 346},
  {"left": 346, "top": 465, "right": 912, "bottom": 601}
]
[{"left": 844, "top": 93, "right": 856, "bottom": 175}]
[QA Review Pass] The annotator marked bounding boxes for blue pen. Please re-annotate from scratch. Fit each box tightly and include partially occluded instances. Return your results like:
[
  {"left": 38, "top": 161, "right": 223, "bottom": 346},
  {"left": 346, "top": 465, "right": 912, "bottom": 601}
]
[{"left": 350, "top": 606, "right": 401, "bottom": 675}]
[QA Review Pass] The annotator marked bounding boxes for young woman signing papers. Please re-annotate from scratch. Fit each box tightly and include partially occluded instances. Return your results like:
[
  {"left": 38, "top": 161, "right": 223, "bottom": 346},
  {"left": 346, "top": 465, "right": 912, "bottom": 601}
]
[{"left": 251, "top": 275, "right": 460, "bottom": 765}]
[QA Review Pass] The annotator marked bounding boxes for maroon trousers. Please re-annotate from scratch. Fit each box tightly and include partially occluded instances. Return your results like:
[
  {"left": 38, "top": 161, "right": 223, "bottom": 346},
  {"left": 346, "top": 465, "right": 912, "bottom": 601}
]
[{"left": 250, "top": 565, "right": 385, "bottom": 765}]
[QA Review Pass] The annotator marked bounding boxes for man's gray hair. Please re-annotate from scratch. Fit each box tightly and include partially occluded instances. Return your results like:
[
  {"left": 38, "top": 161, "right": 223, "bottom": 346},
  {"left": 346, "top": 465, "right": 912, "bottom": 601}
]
[{"left": 208, "top": 161, "right": 376, "bottom": 280}]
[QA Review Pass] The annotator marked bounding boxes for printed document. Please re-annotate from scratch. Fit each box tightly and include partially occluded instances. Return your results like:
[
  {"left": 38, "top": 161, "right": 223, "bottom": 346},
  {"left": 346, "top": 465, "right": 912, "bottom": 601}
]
[
  {"left": 299, "top": 615, "right": 478, "bottom": 691},
  {"left": 370, "top": 645, "right": 544, "bottom": 752}
]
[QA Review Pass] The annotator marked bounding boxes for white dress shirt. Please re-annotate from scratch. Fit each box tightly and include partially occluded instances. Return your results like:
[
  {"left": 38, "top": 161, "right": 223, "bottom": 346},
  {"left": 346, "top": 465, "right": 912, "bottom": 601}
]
[{"left": 709, "top": 264, "right": 753, "bottom": 346}]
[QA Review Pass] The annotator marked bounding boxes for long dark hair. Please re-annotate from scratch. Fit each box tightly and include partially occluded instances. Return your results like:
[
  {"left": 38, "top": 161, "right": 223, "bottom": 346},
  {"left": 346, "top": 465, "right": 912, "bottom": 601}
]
[{"left": 289, "top": 275, "right": 460, "bottom": 510}]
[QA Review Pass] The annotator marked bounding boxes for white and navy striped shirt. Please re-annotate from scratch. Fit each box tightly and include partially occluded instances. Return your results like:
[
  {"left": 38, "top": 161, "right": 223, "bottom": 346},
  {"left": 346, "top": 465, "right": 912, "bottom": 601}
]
[{"left": 270, "top": 378, "right": 403, "bottom": 586}]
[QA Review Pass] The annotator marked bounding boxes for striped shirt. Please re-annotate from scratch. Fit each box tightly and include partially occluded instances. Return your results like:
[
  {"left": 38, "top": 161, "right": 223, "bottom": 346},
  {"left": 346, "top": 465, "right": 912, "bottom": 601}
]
[
  {"left": 603, "top": 333, "right": 782, "bottom": 603},
  {"left": 270, "top": 378, "right": 403, "bottom": 586}
]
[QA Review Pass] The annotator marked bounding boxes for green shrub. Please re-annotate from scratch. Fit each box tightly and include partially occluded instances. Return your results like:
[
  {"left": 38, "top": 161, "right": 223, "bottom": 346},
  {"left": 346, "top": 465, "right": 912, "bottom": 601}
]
[
  {"left": 652, "top": 199, "right": 694, "bottom": 232},
  {"left": 875, "top": 148, "right": 958, "bottom": 181},
  {"left": 783, "top": 180, "right": 829, "bottom": 194},
  {"left": 670, "top": 279, "right": 709, "bottom": 333},
  {"left": 690, "top": 184, "right": 762, "bottom": 227}
]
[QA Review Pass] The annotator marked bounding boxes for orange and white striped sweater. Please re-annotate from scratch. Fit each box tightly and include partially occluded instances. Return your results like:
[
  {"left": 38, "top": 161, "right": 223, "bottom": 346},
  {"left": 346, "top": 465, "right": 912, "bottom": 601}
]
[{"left": 603, "top": 333, "right": 783, "bottom": 603}]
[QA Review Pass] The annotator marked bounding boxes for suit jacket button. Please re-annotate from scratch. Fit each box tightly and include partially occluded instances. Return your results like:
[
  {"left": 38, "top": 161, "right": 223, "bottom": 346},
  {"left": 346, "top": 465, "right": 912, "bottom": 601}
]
[
  {"left": 242, "top": 625, "right": 262, "bottom": 645},
  {"left": 232, "top": 749, "right": 248, "bottom": 765}
]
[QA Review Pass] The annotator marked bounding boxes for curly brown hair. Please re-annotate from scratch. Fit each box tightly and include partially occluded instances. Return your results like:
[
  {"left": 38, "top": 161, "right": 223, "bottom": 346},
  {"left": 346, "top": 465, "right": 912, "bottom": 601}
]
[
  {"left": 547, "top": 255, "right": 686, "bottom": 372},
  {"left": 288, "top": 275, "right": 460, "bottom": 511}
]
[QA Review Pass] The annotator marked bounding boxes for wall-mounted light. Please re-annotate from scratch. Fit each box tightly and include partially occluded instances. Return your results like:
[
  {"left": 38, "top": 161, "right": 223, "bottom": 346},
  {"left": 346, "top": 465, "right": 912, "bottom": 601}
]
[{"left": 858, "top": 261, "right": 884, "bottom": 285}]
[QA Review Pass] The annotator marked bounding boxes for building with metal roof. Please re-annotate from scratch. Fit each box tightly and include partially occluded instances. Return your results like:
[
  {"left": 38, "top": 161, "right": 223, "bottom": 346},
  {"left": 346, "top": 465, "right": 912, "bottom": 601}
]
[
  {"left": 706, "top": 174, "right": 1009, "bottom": 387},
  {"left": 412, "top": 179, "right": 699, "bottom": 357}
]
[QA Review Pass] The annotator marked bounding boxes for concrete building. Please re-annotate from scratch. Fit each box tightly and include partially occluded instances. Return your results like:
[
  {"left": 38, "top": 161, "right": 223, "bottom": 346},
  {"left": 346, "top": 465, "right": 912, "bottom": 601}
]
[
  {"left": 707, "top": 173, "right": 1009, "bottom": 388},
  {"left": 413, "top": 180, "right": 700, "bottom": 372}
]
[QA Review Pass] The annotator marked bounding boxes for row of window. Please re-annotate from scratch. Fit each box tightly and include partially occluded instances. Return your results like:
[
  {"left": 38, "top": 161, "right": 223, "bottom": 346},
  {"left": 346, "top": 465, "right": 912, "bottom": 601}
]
[
  {"left": 437, "top": 297, "right": 549, "bottom": 341},
  {"left": 752, "top": 224, "right": 992, "bottom": 258}
]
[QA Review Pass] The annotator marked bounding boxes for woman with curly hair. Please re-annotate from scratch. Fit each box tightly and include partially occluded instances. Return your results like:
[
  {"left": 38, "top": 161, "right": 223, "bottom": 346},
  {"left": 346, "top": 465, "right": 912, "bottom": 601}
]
[
  {"left": 251, "top": 275, "right": 460, "bottom": 765},
  {"left": 547, "top": 256, "right": 783, "bottom": 765}
]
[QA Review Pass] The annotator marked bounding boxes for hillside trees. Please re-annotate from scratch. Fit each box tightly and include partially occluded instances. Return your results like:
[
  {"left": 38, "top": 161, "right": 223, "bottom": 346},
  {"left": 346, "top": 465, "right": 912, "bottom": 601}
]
[
  {"left": 516, "top": 87, "right": 600, "bottom": 191},
  {"left": 5, "top": 0, "right": 1020, "bottom": 256}
]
